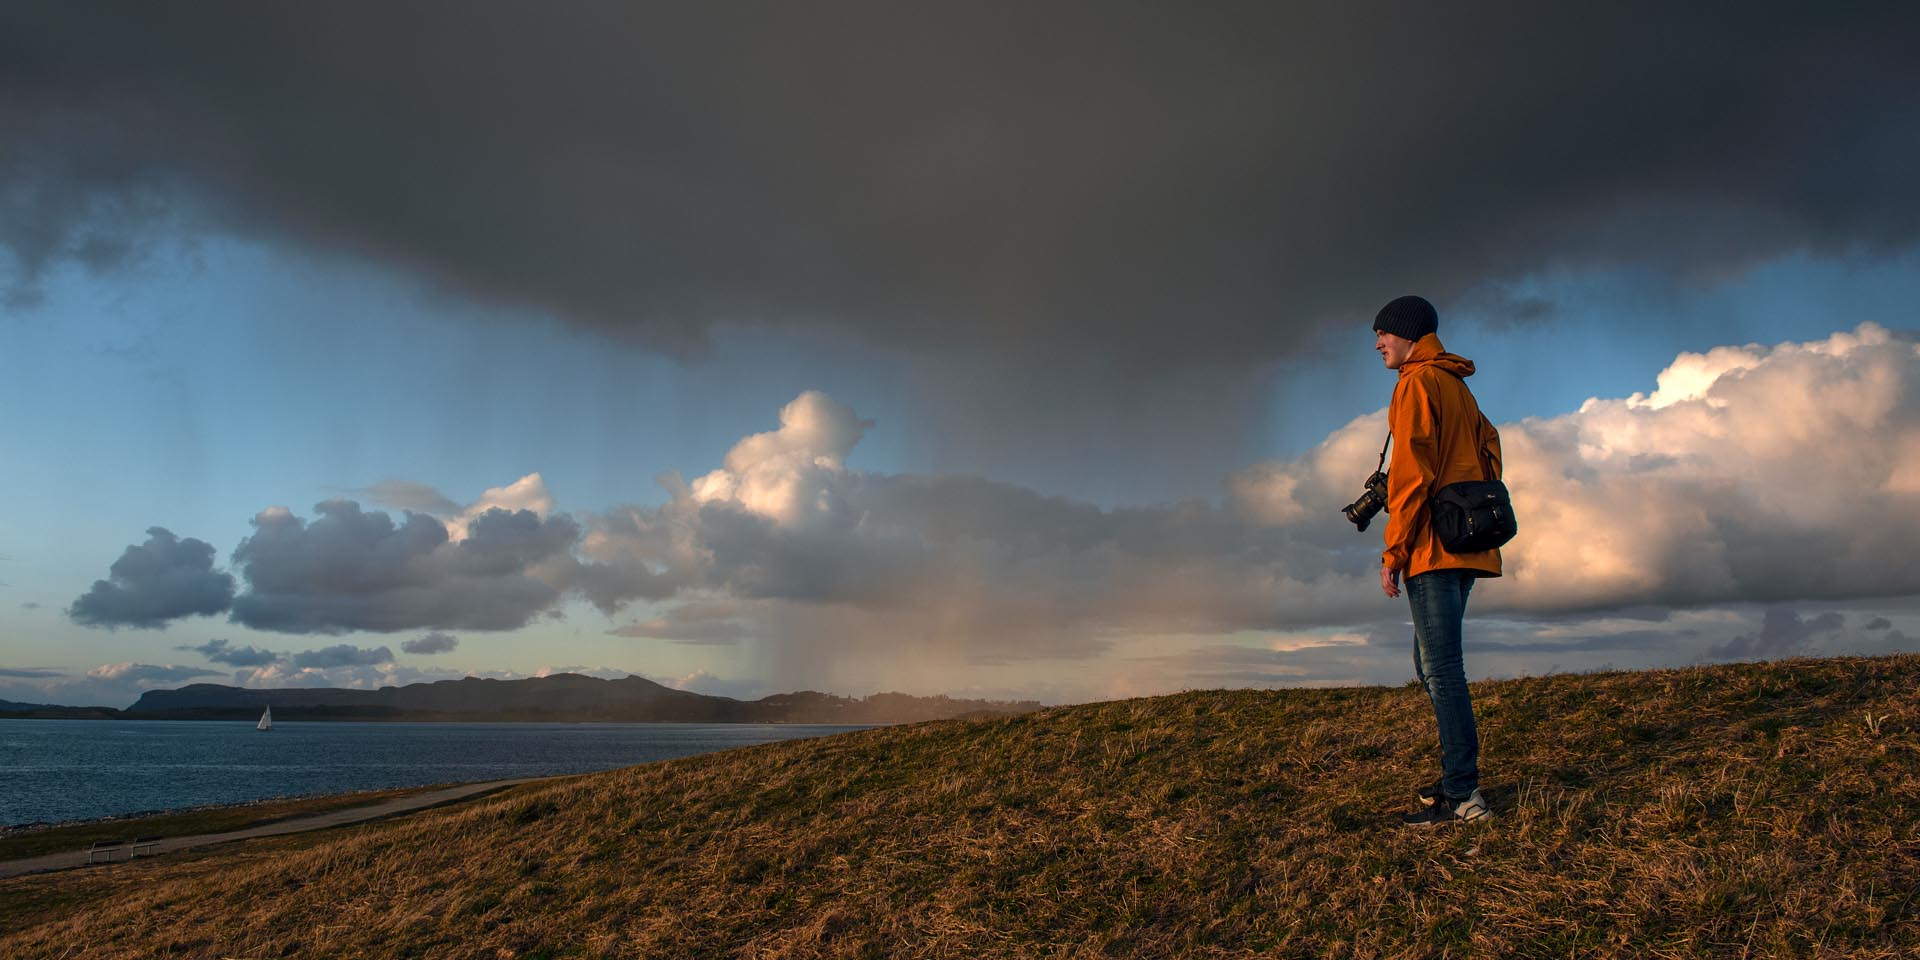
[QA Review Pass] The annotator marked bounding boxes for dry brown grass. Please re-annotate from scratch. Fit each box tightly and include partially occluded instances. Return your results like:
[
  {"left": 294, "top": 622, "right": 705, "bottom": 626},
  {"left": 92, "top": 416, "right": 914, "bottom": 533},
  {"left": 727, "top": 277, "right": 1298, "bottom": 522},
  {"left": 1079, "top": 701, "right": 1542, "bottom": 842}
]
[{"left": 3, "top": 652, "right": 1916, "bottom": 959}]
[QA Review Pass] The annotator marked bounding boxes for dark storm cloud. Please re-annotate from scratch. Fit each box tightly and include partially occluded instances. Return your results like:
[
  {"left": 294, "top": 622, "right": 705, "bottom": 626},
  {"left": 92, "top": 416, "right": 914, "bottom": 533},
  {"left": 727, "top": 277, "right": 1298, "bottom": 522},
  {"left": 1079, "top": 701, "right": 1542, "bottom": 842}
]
[
  {"left": 1711, "top": 609, "right": 1846, "bottom": 660},
  {"left": 228, "top": 500, "right": 584, "bottom": 634},
  {"left": 1864, "top": 617, "right": 1893, "bottom": 631},
  {"left": 290, "top": 643, "right": 394, "bottom": 668},
  {"left": 0, "top": 667, "right": 64, "bottom": 678},
  {"left": 401, "top": 630, "right": 459, "bottom": 654},
  {"left": 178, "top": 638, "right": 283, "bottom": 667},
  {"left": 63, "top": 498, "right": 670, "bottom": 636},
  {"left": 67, "top": 527, "right": 237, "bottom": 629},
  {"left": 4, "top": 2, "right": 1916, "bottom": 365}
]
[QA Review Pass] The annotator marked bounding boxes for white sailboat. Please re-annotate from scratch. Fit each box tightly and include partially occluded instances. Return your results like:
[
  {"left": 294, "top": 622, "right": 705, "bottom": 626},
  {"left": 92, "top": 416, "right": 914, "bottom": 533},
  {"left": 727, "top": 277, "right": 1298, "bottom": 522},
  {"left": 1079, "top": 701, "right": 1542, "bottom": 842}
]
[{"left": 256, "top": 705, "right": 273, "bottom": 731}]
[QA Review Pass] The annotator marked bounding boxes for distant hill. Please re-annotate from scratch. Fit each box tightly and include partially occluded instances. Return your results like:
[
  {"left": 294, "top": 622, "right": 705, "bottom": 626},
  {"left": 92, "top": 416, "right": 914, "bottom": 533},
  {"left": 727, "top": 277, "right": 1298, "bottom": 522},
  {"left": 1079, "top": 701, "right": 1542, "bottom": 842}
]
[
  {"left": 124, "top": 673, "right": 1041, "bottom": 723},
  {"left": 0, "top": 699, "right": 120, "bottom": 719},
  {"left": 8, "top": 652, "right": 1916, "bottom": 958}
]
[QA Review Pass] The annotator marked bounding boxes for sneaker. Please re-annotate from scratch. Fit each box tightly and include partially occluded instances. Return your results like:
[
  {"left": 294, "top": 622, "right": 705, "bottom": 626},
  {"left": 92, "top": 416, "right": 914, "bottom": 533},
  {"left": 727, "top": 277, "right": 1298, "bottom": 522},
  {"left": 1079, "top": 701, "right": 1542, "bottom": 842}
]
[
  {"left": 1400, "top": 788, "right": 1493, "bottom": 826},
  {"left": 1417, "top": 778, "right": 1443, "bottom": 802}
]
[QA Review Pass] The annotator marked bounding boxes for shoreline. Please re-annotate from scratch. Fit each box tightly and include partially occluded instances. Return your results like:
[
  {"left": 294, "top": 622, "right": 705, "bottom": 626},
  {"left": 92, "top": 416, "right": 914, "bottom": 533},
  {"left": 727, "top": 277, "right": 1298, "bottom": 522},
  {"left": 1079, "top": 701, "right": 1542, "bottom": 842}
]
[
  {"left": 0, "top": 779, "right": 475, "bottom": 836},
  {"left": 0, "top": 777, "right": 554, "bottom": 881}
]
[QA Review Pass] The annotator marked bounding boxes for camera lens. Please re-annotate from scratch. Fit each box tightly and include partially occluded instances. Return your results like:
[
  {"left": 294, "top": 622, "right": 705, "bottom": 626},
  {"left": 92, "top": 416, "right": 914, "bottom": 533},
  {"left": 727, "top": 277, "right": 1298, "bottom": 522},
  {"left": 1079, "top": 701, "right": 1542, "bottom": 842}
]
[{"left": 1342, "top": 472, "right": 1388, "bottom": 532}]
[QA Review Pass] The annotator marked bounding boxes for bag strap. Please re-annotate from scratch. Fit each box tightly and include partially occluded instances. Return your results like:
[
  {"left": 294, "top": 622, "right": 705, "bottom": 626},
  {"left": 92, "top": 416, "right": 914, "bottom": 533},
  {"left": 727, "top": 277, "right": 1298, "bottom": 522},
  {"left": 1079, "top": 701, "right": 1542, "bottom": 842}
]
[
  {"left": 1403, "top": 366, "right": 1500, "bottom": 484},
  {"left": 1472, "top": 412, "right": 1498, "bottom": 483}
]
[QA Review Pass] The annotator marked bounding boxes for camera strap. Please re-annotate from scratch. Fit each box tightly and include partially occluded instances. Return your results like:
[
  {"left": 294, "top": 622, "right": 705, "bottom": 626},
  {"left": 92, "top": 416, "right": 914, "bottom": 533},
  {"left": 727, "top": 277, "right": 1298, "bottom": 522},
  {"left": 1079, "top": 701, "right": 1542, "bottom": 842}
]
[{"left": 1376, "top": 433, "right": 1391, "bottom": 474}]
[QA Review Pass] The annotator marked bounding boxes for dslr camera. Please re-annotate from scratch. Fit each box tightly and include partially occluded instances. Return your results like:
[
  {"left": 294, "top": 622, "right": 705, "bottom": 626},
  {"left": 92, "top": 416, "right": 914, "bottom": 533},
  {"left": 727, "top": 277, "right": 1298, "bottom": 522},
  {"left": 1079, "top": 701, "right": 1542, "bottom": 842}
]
[{"left": 1342, "top": 470, "right": 1389, "bottom": 532}]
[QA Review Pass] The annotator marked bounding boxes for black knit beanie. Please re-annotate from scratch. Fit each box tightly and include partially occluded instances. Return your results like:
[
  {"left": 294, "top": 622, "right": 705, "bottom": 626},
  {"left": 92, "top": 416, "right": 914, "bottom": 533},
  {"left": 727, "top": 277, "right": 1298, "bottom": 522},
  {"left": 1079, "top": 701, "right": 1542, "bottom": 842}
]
[{"left": 1373, "top": 295, "right": 1438, "bottom": 342}]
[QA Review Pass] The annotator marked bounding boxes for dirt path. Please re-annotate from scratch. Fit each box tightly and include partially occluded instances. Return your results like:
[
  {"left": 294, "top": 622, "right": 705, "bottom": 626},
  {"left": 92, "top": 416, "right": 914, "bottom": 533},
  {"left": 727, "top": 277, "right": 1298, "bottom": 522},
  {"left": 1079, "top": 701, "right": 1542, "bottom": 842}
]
[{"left": 0, "top": 777, "right": 552, "bottom": 879}]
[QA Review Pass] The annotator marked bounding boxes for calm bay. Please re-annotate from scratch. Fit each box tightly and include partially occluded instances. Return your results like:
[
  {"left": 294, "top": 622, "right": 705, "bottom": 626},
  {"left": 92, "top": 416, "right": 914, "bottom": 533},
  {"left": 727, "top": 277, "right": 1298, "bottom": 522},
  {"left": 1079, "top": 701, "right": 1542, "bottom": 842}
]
[{"left": 0, "top": 718, "right": 878, "bottom": 827}]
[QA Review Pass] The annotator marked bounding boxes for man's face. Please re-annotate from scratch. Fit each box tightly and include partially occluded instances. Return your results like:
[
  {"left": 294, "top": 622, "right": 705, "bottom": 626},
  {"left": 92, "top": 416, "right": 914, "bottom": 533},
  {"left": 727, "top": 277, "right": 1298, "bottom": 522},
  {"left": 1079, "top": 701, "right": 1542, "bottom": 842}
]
[{"left": 1375, "top": 330, "right": 1416, "bottom": 369}]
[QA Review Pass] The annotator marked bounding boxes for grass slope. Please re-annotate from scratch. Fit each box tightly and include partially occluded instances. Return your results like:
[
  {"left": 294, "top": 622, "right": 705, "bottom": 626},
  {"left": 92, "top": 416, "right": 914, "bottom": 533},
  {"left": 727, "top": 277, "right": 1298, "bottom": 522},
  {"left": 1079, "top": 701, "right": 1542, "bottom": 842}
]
[{"left": 3, "top": 653, "right": 1917, "bottom": 959}]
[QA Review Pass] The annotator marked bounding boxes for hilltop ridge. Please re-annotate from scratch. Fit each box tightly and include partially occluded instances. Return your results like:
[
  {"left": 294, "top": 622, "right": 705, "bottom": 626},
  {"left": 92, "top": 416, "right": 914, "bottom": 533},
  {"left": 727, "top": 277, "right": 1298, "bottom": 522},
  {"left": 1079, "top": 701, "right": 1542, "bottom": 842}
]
[
  {"left": 101, "top": 673, "right": 1040, "bottom": 723},
  {"left": 4, "top": 652, "right": 1917, "bottom": 958}
]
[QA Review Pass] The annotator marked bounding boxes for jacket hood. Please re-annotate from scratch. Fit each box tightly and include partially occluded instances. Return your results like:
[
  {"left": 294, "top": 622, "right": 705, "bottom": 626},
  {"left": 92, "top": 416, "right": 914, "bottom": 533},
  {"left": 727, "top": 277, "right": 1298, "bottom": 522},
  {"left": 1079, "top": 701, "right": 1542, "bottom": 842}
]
[{"left": 1398, "top": 333, "right": 1475, "bottom": 379}]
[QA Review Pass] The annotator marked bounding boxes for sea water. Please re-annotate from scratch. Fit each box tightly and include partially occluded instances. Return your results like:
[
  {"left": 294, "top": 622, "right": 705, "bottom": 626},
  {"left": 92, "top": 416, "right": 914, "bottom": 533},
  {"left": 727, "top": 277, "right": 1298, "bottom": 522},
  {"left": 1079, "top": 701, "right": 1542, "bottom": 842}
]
[{"left": 0, "top": 718, "right": 878, "bottom": 826}]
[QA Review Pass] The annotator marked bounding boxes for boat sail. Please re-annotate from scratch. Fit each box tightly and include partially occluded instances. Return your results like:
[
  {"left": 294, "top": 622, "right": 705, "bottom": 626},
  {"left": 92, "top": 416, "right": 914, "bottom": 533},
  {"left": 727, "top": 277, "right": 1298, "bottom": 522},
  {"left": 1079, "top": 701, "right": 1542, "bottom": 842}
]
[{"left": 256, "top": 705, "right": 273, "bottom": 731}]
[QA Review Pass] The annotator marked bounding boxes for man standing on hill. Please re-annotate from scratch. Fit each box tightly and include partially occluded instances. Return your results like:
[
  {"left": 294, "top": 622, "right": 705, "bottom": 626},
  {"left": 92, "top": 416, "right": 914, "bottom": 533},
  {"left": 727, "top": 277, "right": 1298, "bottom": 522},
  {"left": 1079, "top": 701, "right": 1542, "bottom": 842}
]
[{"left": 1372, "top": 295, "right": 1500, "bottom": 827}]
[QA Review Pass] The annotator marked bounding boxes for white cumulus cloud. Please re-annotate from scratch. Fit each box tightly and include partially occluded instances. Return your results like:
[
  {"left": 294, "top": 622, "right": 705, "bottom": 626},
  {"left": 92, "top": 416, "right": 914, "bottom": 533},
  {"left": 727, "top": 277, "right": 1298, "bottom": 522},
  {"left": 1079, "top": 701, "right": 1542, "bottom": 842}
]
[{"left": 688, "top": 390, "right": 873, "bottom": 527}]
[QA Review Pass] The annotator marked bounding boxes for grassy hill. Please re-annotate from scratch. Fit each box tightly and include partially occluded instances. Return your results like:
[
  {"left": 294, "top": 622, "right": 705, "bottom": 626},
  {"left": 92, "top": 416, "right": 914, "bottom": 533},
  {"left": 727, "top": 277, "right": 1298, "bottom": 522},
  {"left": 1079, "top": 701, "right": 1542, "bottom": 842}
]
[{"left": 4, "top": 652, "right": 1917, "bottom": 958}]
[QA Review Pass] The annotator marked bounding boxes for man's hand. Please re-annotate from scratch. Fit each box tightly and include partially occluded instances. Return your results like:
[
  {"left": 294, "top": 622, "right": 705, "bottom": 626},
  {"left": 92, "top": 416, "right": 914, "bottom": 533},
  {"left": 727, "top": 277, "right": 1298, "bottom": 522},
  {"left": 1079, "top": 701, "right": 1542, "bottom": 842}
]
[{"left": 1381, "top": 565, "right": 1402, "bottom": 599}]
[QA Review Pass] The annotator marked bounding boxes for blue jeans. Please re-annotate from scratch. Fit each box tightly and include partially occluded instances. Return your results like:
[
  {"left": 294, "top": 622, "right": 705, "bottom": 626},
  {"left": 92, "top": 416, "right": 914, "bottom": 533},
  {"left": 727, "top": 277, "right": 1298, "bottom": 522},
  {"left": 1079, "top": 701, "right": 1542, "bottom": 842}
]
[{"left": 1407, "top": 569, "right": 1480, "bottom": 800}]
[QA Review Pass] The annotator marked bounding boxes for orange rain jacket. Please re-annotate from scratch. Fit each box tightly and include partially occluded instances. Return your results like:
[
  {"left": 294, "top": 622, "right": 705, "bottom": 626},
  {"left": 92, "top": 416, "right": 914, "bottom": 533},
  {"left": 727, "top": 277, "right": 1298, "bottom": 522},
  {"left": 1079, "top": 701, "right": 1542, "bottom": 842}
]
[{"left": 1381, "top": 333, "right": 1504, "bottom": 580}]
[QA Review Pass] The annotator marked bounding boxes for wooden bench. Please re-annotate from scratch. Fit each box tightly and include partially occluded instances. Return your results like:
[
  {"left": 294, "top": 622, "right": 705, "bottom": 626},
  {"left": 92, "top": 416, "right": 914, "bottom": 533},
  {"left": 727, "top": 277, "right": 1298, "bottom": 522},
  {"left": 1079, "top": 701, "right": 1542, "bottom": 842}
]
[
  {"left": 87, "top": 839, "right": 127, "bottom": 864},
  {"left": 131, "top": 836, "right": 162, "bottom": 857}
]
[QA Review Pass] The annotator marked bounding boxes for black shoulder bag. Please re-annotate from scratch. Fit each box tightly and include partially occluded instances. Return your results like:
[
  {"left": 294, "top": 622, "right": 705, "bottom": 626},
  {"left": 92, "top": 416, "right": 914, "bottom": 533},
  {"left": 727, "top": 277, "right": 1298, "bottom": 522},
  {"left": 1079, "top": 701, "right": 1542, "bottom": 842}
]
[{"left": 1384, "top": 422, "right": 1517, "bottom": 554}]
